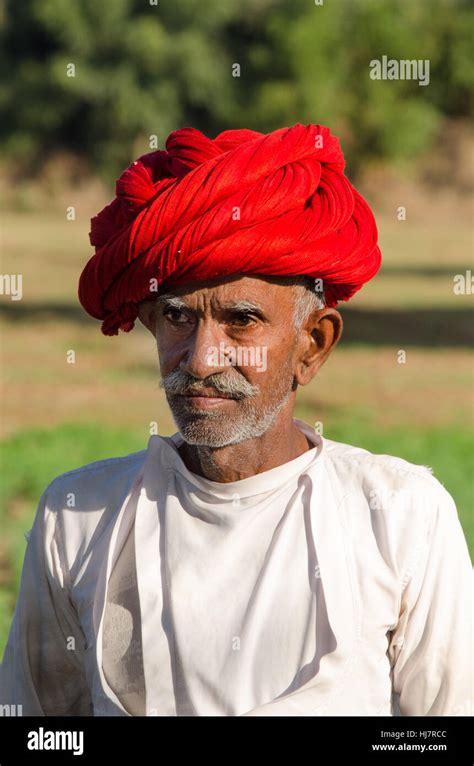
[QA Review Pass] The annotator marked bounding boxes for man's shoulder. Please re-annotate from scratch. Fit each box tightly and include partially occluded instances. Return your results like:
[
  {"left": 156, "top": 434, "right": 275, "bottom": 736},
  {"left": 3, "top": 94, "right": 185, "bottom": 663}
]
[
  {"left": 321, "top": 435, "right": 452, "bottom": 506},
  {"left": 323, "top": 436, "right": 434, "bottom": 478},
  {"left": 23, "top": 447, "right": 151, "bottom": 586},
  {"left": 44, "top": 446, "right": 149, "bottom": 508},
  {"left": 320, "top": 436, "right": 462, "bottom": 573}
]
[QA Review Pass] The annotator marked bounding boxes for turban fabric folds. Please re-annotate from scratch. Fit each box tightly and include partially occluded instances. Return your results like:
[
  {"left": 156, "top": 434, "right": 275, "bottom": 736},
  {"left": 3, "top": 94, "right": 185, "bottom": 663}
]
[{"left": 78, "top": 124, "right": 381, "bottom": 336}]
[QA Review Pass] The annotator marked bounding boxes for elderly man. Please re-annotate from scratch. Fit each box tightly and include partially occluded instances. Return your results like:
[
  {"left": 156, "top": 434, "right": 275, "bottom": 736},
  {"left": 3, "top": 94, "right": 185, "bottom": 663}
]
[{"left": 0, "top": 124, "right": 471, "bottom": 717}]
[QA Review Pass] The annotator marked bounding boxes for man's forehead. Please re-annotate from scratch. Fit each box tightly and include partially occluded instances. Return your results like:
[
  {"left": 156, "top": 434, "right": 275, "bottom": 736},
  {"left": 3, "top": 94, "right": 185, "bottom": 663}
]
[{"left": 157, "top": 274, "right": 295, "bottom": 308}]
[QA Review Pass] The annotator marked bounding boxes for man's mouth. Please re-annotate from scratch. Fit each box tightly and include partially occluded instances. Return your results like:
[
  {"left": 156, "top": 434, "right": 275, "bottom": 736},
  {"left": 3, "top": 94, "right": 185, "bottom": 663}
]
[{"left": 175, "top": 390, "right": 238, "bottom": 408}]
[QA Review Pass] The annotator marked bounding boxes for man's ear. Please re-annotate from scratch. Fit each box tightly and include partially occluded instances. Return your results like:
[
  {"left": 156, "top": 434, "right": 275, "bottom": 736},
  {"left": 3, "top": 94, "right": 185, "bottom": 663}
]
[
  {"left": 295, "top": 307, "right": 343, "bottom": 386},
  {"left": 137, "top": 300, "right": 158, "bottom": 336}
]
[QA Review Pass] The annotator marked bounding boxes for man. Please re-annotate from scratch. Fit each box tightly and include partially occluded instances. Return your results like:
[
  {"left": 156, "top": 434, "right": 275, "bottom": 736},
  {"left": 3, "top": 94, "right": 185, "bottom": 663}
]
[{"left": 0, "top": 124, "right": 472, "bottom": 716}]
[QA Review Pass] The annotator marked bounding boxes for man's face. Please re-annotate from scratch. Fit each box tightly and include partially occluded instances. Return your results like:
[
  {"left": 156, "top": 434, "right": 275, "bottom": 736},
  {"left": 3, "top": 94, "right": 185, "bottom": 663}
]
[{"left": 144, "top": 275, "right": 307, "bottom": 447}]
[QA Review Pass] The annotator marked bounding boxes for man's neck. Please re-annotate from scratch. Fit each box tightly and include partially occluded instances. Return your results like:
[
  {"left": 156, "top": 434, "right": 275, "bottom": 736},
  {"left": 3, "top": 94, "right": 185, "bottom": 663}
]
[{"left": 177, "top": 415, "right": 312, "bottom": 483}]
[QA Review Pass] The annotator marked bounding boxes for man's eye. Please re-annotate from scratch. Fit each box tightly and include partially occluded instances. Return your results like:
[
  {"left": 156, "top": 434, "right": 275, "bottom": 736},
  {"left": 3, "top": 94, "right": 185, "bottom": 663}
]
[
  {"left": 230, "top": 314, "right": 255, "bottom": 327},
  {"left": 164, "top": 308, "right": 189, "bottom": 324}
]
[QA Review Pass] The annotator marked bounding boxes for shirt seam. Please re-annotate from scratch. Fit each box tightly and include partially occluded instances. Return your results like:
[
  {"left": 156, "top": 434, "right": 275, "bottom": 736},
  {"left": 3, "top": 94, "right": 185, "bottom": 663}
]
[{"left": 326, "top": 452, "right": 438, "bottom": 483}]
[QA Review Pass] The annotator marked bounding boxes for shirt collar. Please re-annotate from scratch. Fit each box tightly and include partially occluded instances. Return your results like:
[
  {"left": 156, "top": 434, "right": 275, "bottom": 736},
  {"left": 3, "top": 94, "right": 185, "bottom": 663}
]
[{"left": 148, "top": 418, "right": 325, "bottom": 501}]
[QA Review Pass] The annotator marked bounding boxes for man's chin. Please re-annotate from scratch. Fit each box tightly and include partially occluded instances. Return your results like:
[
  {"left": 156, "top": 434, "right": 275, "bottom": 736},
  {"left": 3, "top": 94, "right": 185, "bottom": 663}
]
[
  {"left": 180, "top": 434, "right": 245, "bottom": 448},
  {"left": 174, "top": 419, "right": 251, "bottom": 448},
  {"left": 166, "top": 389, "right": 292, "bottom": 449}
]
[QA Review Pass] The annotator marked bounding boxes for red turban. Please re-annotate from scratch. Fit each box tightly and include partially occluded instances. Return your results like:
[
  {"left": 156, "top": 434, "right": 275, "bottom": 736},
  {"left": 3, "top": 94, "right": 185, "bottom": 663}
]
[{"left": 79, "top": 123, "right": 381, "bottom": 336}]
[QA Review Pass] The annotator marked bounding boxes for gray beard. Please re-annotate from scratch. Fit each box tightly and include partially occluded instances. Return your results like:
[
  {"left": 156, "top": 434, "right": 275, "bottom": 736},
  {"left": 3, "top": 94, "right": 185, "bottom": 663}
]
[{"left": 166, "top": 386, "right": 293, "bottom": 448}]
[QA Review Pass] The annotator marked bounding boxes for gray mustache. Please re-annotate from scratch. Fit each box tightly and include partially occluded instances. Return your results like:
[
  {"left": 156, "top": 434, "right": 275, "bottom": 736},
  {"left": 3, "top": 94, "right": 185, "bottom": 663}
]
[{"left": 159, "top": 368, "right": 259, "bottom": 400}]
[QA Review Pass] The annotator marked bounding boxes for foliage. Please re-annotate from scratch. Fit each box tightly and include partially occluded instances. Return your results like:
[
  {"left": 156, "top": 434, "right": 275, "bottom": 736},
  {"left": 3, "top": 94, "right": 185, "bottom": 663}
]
[{"left": 1, "top": 0, "right": 472, "bottom": 178}]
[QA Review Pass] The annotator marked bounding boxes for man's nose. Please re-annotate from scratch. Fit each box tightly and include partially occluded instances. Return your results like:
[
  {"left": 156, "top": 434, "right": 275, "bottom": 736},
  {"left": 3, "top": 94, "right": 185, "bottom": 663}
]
[{"left": 180, "top": 319, "right": 229, "bottom": 379}]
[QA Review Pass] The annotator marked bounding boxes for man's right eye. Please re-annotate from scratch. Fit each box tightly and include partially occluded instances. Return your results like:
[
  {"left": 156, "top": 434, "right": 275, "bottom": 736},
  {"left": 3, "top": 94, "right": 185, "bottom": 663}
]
[{"left": 163, "top": 308, "right": 189, "bottom": 324}]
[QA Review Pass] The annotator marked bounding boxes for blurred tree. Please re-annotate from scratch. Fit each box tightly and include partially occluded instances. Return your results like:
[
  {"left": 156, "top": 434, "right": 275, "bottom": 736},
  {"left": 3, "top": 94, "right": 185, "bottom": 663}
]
[{"left": 0, "top": 0, "right": 472, "bottom": 179}]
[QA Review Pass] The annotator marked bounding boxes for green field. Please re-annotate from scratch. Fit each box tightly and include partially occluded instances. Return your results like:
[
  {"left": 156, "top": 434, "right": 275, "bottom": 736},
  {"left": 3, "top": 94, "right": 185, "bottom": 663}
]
[{"left": 0, "top": 203, "right": 473, "bottom": 656}]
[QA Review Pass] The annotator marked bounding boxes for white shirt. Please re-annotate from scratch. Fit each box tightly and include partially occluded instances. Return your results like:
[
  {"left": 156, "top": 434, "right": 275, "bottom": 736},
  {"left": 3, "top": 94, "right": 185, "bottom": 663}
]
[{"left": 0, "top": 419, "right": 472, "bottom": 716}]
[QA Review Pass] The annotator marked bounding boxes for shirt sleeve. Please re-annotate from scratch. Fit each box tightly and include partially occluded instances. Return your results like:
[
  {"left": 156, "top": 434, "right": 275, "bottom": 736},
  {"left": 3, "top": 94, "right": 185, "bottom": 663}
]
[
  {"left": 388, "top": 479, "right": 473, "bottom": 716},
  {"left": 0, "top": 485, "right": 93, "bottom": 715}
]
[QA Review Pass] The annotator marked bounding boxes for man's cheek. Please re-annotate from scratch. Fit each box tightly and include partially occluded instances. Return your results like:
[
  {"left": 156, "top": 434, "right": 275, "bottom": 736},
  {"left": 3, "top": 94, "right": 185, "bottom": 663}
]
[
  {"left": 256, "top": 345, "right": 267, "bottom": 372},
  {"left": 157, "top": 337, "right": 181, "bottom": 370}
]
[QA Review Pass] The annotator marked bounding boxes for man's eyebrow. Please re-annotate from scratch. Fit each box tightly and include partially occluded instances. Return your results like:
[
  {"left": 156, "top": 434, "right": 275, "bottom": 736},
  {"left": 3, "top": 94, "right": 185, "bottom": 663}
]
[
  {"left": 221, "top": 300, "right": 266, "bottom": 315},
  {"left": 156, "top": 295, "right": 266, "bottom": 316},
  {"left": 156, "top": 295, "right": 189, "bottom": 310}
]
